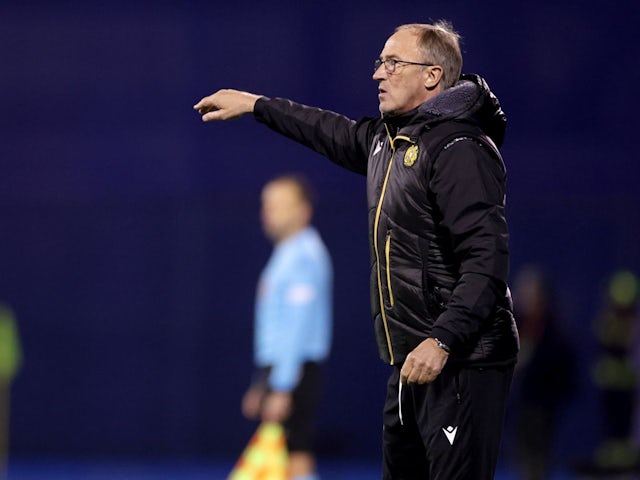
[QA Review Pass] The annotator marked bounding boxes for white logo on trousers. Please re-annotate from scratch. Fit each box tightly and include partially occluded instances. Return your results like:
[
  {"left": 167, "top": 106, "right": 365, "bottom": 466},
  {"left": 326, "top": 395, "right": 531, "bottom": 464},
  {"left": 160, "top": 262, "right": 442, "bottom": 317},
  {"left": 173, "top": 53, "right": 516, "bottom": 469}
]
[{"left": 442, "top": 425, "right": 458, "bottom": 445}]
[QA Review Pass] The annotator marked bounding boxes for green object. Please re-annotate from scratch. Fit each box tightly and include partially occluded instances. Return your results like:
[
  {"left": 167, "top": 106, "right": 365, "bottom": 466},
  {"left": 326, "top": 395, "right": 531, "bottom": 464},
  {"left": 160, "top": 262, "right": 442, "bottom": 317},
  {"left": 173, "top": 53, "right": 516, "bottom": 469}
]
[
  {"left": 593, "top": 355, "right": 637, "bottom": 390},
  {"left": 595, "top": 438, "right": 639, "bottom": 469},
  {"left": 608, "top": 270, "right": 639, "bottom": 308},
  {"left": 0, "top": 304, "right": 22, "bottom": 382}
]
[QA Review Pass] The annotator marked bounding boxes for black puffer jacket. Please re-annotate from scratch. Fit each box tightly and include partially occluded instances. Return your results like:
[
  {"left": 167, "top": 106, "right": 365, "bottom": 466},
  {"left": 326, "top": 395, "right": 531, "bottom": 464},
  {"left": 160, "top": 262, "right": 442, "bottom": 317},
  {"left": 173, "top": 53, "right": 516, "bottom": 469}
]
[{"left": 254, "top": 74, "right": 519, "bottom": 367}]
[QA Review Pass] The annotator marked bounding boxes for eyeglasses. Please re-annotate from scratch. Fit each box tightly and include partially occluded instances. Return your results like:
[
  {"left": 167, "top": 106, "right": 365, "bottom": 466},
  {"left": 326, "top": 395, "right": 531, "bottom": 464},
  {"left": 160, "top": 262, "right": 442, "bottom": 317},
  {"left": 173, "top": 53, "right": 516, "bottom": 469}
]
[{"left": 374, "top": 58, "right": 434, "bottom": 74}]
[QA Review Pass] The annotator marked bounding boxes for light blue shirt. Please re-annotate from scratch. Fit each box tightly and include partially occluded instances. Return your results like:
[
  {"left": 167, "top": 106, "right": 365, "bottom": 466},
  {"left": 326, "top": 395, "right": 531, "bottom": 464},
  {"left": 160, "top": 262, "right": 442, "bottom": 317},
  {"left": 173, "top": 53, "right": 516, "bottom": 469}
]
[{"left": 255, "top": 226, "right": 332, "bottom": 391}]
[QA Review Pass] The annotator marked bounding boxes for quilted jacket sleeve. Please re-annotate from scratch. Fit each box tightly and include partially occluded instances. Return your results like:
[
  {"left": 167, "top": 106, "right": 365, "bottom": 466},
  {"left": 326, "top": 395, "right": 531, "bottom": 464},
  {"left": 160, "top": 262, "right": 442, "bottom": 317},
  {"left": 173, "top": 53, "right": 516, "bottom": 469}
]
[
  {"left": 253, "top": 97, "right": 377, "bottom": 176},
  {"left": 427, "top": 137, "right": 510, "bottom": 353}
]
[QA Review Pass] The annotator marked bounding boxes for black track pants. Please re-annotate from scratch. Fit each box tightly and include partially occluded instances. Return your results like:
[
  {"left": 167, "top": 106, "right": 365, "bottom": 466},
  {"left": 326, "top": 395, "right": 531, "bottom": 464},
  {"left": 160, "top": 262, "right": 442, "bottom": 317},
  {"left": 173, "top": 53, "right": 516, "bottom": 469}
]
[{"left": 382, "top": 364, "right": 513, "bottom": 480}]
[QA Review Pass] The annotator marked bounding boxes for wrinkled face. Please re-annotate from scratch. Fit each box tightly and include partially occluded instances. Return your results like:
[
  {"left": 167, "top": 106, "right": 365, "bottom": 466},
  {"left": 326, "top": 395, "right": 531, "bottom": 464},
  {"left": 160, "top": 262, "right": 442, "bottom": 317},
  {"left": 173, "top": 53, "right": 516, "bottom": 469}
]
[
  {"left": 261, "top": 181, "right": 309, "bottom": 243},
  {"left": 373, "top": 30, "right": 432, "bottom": 116}
]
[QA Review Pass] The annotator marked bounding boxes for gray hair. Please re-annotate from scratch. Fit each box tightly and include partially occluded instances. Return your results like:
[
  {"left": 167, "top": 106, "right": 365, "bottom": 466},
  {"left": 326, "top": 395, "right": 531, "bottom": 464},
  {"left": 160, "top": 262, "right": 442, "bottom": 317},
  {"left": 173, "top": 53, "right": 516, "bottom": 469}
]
[{"left": 395, "top": 21, "right": 462, "bottom": 89}]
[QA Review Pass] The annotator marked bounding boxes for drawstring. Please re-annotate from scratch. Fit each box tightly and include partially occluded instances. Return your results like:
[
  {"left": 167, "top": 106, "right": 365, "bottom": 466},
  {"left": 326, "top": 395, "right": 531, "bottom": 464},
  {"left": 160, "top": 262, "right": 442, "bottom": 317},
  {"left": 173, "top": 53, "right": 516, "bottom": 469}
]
[{"left": 398, "top": 380, "right": 404, "bottom": 426}]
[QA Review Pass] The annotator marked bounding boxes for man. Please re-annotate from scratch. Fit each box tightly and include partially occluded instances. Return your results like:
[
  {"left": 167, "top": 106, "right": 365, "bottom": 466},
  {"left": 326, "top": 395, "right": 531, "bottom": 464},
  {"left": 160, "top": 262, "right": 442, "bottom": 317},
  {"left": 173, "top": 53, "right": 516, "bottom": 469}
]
[
  {"left": 195, "top": 21, "right": 519, "bottom": 479},
  {"left": 242, "top": 176, "right": 332, "bottom": 480}
]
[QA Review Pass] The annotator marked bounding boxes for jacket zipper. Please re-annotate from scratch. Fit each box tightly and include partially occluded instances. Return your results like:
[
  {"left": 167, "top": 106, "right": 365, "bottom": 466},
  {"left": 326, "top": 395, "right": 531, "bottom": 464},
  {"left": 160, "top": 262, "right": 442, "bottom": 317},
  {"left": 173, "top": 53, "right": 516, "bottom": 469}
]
[
  {"left": 373, "top": 151, "right": 395, "bottom": 364},
  {"left": 373, "top": 128, "right": 412, "bottom": 365},
  {"left": 385, "top": 232, "right": 394, "bottom": 307}
]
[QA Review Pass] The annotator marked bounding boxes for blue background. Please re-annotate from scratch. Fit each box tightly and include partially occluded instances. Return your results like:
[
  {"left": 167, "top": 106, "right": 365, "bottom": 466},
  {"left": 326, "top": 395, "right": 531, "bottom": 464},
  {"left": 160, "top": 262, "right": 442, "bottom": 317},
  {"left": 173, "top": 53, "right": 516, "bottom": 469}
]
[{"left": 1, "top": 0, "right": 639, "bottom": 469}]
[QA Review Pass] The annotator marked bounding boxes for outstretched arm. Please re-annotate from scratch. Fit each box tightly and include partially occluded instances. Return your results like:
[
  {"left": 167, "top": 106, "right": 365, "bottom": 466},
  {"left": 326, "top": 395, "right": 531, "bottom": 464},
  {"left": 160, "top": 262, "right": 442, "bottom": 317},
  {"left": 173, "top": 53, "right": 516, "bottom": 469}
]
[
  {"left": 194, "top": 89, "right": 373, "bottom": 175},
  {"left": 193, "top": 89, "right": 262, "bottom": 121}
]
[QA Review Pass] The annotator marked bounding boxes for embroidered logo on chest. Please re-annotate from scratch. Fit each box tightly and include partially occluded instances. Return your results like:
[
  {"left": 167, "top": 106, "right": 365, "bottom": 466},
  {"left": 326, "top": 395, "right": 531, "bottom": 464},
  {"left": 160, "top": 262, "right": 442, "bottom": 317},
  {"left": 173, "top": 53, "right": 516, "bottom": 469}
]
[{"left": 403, "top": 145, "right": 419, "bottom": 167}]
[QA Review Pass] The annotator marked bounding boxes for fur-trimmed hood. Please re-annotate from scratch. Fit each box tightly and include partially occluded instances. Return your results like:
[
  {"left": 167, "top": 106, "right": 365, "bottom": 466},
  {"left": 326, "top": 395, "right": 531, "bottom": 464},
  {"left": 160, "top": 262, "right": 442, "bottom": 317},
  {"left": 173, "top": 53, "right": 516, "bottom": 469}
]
[{"left": 417, "top": 73, "right": 507, "bottom": 147}]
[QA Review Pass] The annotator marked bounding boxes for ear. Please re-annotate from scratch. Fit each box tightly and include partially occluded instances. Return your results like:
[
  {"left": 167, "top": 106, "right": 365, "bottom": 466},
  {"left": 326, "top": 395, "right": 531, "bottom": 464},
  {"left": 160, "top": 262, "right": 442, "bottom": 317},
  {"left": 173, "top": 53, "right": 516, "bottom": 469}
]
[{"left": 424, "top": 65, "right": 444, "bottom": 90}]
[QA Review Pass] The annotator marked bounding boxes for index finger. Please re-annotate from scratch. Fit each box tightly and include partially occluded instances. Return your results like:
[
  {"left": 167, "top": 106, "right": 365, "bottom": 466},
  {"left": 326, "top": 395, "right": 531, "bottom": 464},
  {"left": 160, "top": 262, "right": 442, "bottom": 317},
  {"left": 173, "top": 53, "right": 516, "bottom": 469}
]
[
  {"left": 193, "top": 95, "right": 214, "bottom": 112},
  {"left": 400, "top": 361, "right": 412, "bottom": 385}
]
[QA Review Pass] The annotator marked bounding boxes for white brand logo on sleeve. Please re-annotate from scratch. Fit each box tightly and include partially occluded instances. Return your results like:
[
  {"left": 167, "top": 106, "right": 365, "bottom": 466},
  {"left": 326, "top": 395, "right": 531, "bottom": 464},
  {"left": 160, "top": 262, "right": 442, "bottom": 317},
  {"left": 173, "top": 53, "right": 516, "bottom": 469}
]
[
  {"left": 286, "top": 284, "right": 316, "bottom": 304},
  {"left": 442, "top": 426, "right": 458, "bottom": 445},
  {"left": 373, "top": 140, "right": 384, "bottom": 156}
]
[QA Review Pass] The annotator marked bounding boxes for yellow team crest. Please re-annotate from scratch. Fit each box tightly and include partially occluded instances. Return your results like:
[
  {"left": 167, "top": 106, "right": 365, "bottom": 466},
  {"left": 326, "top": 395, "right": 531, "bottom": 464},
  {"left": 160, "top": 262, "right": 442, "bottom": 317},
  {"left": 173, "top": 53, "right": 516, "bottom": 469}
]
[{"left": 403, "top": 145, "right": 419, "bottom": 167}]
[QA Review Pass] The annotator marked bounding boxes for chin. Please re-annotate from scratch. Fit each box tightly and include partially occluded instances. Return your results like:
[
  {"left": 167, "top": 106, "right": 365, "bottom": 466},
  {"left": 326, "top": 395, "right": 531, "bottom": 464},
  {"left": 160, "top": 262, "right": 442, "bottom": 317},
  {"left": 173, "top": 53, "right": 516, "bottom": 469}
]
[
  {"left": 379, "top": 102, "right": 399, "bottom": 116},
  {"left": 381, "top": 108, "right": 400, "bottom": 117},
  {"left": 262, "top": 226, "right": 275, "bottom": 240}
]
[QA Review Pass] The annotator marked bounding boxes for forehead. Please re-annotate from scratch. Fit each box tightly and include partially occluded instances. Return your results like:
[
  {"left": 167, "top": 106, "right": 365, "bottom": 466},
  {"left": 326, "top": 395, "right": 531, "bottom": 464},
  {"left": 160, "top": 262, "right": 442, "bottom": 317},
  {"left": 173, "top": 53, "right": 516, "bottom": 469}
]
[
  {"left": 262, "top": 181, "right": 300, "bottom": 202},
  {"left": 380, "top": 29, "right": 420, "bottom": 57}
]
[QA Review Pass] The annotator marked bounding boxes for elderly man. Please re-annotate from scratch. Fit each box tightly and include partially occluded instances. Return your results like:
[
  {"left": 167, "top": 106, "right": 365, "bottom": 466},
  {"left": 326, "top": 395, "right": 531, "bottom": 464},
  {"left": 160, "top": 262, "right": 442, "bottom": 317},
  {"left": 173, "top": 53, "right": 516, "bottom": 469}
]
[{"left": 195, "top": 21, "right": 518, "bottom": 480}]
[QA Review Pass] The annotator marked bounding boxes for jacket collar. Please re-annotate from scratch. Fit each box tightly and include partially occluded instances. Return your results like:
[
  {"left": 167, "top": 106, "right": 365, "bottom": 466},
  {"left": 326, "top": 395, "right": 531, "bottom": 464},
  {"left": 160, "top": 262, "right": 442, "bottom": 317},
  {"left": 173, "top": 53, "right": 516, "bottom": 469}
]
[{"left": 382, "top": 74, "right": 507, "bottom": 147}]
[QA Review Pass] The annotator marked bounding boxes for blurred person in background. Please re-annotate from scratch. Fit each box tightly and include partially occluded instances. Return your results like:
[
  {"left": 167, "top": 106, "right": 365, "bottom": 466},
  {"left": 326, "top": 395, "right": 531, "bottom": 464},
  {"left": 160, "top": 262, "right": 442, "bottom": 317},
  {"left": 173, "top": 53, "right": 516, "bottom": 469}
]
[
  {"left": 508, "top": 266, "right": 575, "bottom": 480},
  {"left": 590, "top": 270, "right": 640, "bottom": 472},
  {"left": 0, "top": 303, "right": 22, "bottom": 480},
  {"left": 241, "top": 175, "right": 332, "bottom": 480}
]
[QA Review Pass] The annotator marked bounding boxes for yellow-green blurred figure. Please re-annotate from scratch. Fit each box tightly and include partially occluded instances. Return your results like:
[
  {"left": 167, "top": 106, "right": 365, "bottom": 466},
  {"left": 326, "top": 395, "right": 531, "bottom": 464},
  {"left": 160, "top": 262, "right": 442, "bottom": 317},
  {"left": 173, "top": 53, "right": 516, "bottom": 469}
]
[
  {"left": 0, "top": 303, "right": 22, "bottom": 480},
  {"left": 592, "top": 271, "right": 639, "bottom": 471}
]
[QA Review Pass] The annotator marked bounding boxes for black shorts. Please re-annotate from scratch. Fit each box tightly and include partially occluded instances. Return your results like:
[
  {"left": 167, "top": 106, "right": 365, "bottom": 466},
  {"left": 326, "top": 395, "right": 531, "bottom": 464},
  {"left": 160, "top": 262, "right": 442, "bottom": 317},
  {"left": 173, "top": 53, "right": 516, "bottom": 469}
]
[{"left": 256, "top": 362, "right": 323, "bottom": 453}]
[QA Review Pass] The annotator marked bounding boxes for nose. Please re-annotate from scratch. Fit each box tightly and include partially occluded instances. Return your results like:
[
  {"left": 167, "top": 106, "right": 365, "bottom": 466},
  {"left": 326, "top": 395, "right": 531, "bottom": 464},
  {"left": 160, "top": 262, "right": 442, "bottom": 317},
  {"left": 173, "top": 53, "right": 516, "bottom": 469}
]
[{"left": 372, "top": 63, "right": 386, "bottom": 81}]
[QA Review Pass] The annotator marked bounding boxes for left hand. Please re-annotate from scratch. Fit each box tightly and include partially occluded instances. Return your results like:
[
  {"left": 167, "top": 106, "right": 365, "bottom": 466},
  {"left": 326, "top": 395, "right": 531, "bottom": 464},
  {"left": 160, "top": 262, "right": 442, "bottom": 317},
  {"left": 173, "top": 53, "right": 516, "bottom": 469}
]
[
  {"left": 262, "top": 391, "right": 292, "bottom": 423},
  {"left": 400, "top": 338, "right": 449, "bottom": 384}
]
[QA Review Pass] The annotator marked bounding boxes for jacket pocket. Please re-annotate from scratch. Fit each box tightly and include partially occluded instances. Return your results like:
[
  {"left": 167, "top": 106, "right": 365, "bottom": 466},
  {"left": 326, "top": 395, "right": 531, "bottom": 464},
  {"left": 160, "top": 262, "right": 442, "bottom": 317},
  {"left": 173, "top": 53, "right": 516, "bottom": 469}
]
[
  {"left": 427, "top": 284, "right": 451, "bottom": 317},
  {"left": 385, "top": 231, "right": 394, "bottom": 307}
]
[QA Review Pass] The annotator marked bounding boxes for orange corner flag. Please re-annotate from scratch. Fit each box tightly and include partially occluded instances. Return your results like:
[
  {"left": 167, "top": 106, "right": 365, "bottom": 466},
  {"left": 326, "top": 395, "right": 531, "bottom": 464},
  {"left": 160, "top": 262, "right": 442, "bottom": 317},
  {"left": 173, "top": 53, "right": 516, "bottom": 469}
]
[{"left": 228, "top": 422, "right": 288, "bottom": 480}]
